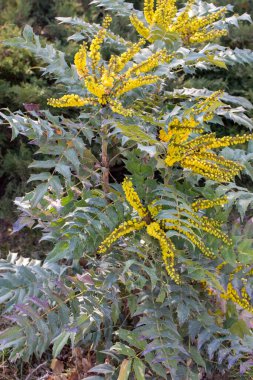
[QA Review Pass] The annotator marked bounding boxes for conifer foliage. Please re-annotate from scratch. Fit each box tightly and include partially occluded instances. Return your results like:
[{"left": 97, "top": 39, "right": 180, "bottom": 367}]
[{"left": 1, "top": 0, "right": 253, "bottom": 378}]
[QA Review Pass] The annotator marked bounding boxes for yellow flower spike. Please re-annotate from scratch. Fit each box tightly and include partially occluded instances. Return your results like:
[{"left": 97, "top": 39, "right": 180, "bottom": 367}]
[
  {"left": 229, "top": 265, "right": 244, "bottom": 281},
  {"left": 159, "top": 129, "right": 172, "bottom": 142},
  {"left": 144, "top": 0, "right": 155, "bottom": 24},
  {"left": 97, "top": 219, "right": 147, "bottom": 254},
  {"left": 85, "top": 75, "right": 107, "bottom": 103},
  {"left": 97, "top": 175, "right": 231, "bottom": 281},
  {"left": 216, "top": 261, "right": 227, "bottom": 273},
  {"left": 163, "top": 92, "right": 222, "bottom": 139},
  {"left": 90, "top": 15, "right": 112, "bottom": 72},
  {"left": 153, "top": 0, "right": 177, "bottom": 28},
  {"left": 221, "top": 283, "right": 253, "bottom": 313},
  {"left": 112, "top": 39, "right": 145, "bottom": 73},
  {"left": 181, "top": 157, "right": 237, "bottom": 182},
  {"left": 163, "top": 126, "right": 253, "bottom": 182},
  {"left": 89, "top": 29, "right": 106, "bottom": 71},
  {"left": 74, "top": 43, "right": 88, "bottom": 78},
  {"left": 167, "top": 116, "right": 200, "bottom": 143},
  {"left": 163, "top": 0, "right": 178, "bottom": 25},
  {"left": 101, "top": 71, "right": 114, "bottom": 89},
  {"left": 182, "top": 132, "right": 216, "bottom": 151},
  {"left": 192, "top": 91, "right": 223, "bottom": 115},
  {"left": 173, "top": 0, "right": 194, "bottom": 26},
  {"left": 109, "top": 100, "right": 133, "bottom": 117},
  {"left": 165, "top": 145, "right": 183, "bottom": 167},
  {"left": 48, "top": 14, "right": 166, "bottom": 115},
  {"left": 207, "top": 133, "right": 253, "bottom": 150},
  {"left": 147, "top": 200, "right": 162, "bottom": 219},
  {"left": 192, "top": 197, "right": 228, "bottom": 212},
  {"left": 102, "top": 14, "right": 112, "bottom": 29},
  {"left": 175, "top": 207, "right": 232, "bottom": 246},
  {"left": 146, "top": 222, "right": 180, "bottom": 284},
  {"left": 190, "top": 29, "right": 228, "bottom": 44},
  {"left": 129, "top": 14, "right": 151, "bottom": 41},
  {"left": 153, "top": 0, "right": 167, "bottom": 27},
  {"left": 115, "top": 75, "right": 159, "bottom": 97},
  {"left": 122, "top": 178, "right": 148, "bottom": 218},
  {"left": 165, "top": 224, "right": 216, "bottom": 259},
  {"left": 126, "top": 49, "right": 168, "bottom": 77},
  {"left": 193, "top": 218, "right": 232, "bottom": 246},
  {"left": 195, "top": 152, "right": 243, "bottom": 174},
  {"left": 192, "top": 8, "right": 227, "bottom": 33},
  {"left": 47, "top": 94, "right": 98, "bottom": 108},
  {"left": 132, "top": 0, "right": 227, "bottom": 46}
]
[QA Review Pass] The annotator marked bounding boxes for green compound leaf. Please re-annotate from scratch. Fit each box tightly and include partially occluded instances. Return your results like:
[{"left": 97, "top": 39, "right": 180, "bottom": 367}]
[{"left": 116, "top": 122, "right": 157, "bottom": 145}]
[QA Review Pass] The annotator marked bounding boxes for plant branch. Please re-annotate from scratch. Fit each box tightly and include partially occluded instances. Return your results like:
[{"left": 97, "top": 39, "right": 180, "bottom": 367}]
[{"left": 101, "top": 126, "right": 110, "bottom": 193}]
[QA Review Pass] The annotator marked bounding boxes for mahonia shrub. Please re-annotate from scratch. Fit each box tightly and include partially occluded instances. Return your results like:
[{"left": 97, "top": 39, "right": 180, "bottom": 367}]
[{"left": 1, "top": 0, "right": 253, "bottom": 378}]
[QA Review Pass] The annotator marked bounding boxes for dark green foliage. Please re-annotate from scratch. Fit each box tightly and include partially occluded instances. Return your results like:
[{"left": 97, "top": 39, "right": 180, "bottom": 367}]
[
  {"left": 0, "top": 0, "right": 90, "bottom": 223},
  {"left": 1, "top": 1, "right": 253, "bottom": 379}
]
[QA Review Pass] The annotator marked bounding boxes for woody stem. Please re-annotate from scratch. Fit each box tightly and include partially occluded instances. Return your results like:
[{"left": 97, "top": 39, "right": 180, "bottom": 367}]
[{"left": 101, "top": 127, "right": 110, "bottom": 193}]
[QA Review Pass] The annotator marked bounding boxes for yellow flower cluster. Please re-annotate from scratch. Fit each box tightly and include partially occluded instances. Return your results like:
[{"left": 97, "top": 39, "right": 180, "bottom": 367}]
[
  {"left": 125, "top": 49, "right": 168, "bottom": 77},
  {"left": 90, "top": 15, "right": 112, "bottom": 71},
  {"left": 115, "top": 75, "right": 159, "bottom": 98},
  {"left": 160, "top": 195, "right": 232, "bottom": 257},
  {"left": 165, "top": 223, "right": 215, "bottom": 258},
  {"left": 192, "top": 196, "right": 228, "bottom": 212},
  {"left": 146, "top": 222, "right": 180, "bottom": 284},
  {"left": 202, "top": 216, "right": 222, "bottom": 229},
  {"left": 48, "top": 16, "right": 166, "bottom": 116},
  {"left": 221, "top": 283, "right": 253, "bottom": 313},
  {"left": 112, "top": 39, "right": 145, "bottom": 73},
  {"left": 163, "top": 116, "right": 253, "bottom": 181},
  {"left": 122, "top": 178, "right": 148, "bottom": 218},
  {"left": 199, "top": 261, "right": 253, "bottom": 314},
  {"left": 195, "top": 218, "right": 232, "bottom": 246},
  {"left": 109, "top": 100, "right": 133, "bottom": 117},
  {"left": 74, "top": 42, "right": 88, "bottom": 78},
  {"left": 130, "top": 15, "right": 150, "bottom": 40},
  {"left": 160, "top": 92, "right": 223, "bottom": 145},
  {"left": 206, "top": 263, "right": 253, "bottom": 313},
  {"left": 130, "top": 0, "right": 228, "bottom": 45},
  {"left": 47, "top": 94, "right": 97, "bottom": 108},
  {"left": 98, "top": 178, "right": 232, "bottom": 281},
  {"left": 183, "top": 208, "right": 232, "bottom": 246},
  {"left": 143, "top": 0, "right": 155, "bottom": 24},
  {"left": 191, "top": 90, "right": 223, "bottom": 116},
  {"left": 97, "top": 219, "right": 146, "bottom": 254},
  {"left": 147, "top": 200, "right": 162, "bottom": 219},
  {"left": 229, "top": 265, "right": 244, "bottom": 281},
  {"left": 159, "top": 116, "right": 201, "bottom": 144},
  {"left": 98, "top": 178, "right": 181, "bottom": 282},
  {"left": 216, "top": 261, "right": 227, "bottom": 273}
]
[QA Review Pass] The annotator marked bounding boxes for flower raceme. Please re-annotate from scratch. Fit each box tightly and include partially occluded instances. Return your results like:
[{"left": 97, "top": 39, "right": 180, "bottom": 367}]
[
  {"left": 47, "top": 15, "right": 168, "bottom": 117},
  {"left": 164, "top": 131, "right": 253, "bottom": 182},
  {"left": 221, "top": 283, "right": 253, "bottom": 313},
  {"left": 159, "top": 92, "right": 253, "bottom": 182},
  {"left": 98, "top": 178, "right": 232, "bottom": 283},
  {"left": 220, "top": 266, "right": 253, "bottom": 313},
  {"left": 159, "top": 91, "right": 223, "bottom": 144},
  {"left": 130, "top": 0, "right": 228, "bottom": 45},
  {"left": 200, "top": 262, "right": 253, "bottom": 314},
  {"left": 98, "top": 177, "right": 181, "bottom": 283}
]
